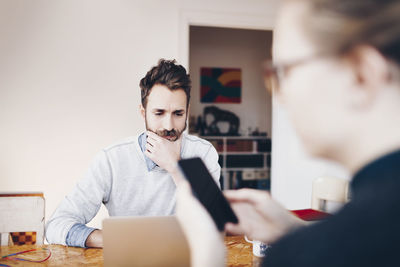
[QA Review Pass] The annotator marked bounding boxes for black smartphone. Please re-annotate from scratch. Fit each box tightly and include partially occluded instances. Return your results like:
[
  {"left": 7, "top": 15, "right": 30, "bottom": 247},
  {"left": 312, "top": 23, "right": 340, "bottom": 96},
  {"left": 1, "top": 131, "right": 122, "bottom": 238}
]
[{"left": 178, "top": 157, "right": 238, "bottom": 231}]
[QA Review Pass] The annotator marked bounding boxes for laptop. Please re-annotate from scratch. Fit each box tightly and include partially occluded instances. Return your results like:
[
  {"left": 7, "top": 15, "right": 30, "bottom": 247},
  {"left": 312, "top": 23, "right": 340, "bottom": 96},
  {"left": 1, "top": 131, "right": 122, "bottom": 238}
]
[{"left": 103, "top": 216, "right": 190, "bottom": 267}]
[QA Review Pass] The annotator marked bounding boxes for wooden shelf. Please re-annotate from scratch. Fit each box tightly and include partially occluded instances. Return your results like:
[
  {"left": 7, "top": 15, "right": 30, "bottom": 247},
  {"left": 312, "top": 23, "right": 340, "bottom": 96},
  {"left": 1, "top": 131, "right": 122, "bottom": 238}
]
[{"left": 202, "top": 136, "right": 271, "bottom": 190}]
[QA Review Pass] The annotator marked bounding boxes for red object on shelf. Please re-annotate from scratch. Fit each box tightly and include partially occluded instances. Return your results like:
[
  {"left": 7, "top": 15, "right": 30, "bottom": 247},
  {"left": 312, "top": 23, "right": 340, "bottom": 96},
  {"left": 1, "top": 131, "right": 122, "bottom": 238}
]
[{"left": 291, "top": 209, "right": 331, "bottom": 221}]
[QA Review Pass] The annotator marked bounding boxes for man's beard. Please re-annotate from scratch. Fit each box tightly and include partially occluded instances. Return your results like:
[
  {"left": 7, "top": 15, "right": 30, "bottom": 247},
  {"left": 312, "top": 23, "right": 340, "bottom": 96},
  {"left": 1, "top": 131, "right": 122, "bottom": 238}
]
[{"left": 145, "top": 117, "right": 187, "bottom": 142}]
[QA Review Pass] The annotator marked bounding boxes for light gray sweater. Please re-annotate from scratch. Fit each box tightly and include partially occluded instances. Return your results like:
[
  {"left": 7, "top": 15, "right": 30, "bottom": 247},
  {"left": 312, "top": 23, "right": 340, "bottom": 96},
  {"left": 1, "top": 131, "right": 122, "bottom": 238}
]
[{"left": 45, "top": 133, "right": 220, "bottom": 246}]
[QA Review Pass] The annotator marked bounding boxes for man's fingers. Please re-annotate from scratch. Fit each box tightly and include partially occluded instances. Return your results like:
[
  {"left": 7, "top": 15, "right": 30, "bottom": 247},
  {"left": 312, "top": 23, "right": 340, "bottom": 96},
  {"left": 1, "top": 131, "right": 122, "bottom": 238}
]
[
  {"left": 146, "top": 137, "right": 156, "bottom": 148},
  {"left": 146, "top": 132, "right": 162, "bottom": 147},
  {"left": 144, "top": 150, "right": 154, "bottom": 159},
  {"left": 147, "top": 131, "right": 161, "bottom": 141},
  {"left": 146, "top": 131, "right": 158, "bottom": 137},
  {"left": 145, "top": 142, "right": 154, "bottom": 153},
  {"left": 146, "top": 141, "right": 154, "bottom": 147},
  {"left": 146, "top": 132, "right": 159, "bottom": 144}
]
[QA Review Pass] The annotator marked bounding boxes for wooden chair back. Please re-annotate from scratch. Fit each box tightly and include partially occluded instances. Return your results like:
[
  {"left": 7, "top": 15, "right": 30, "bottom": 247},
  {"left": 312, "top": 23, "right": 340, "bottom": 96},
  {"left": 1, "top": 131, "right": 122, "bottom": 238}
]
[{"left": 0, "top": 192, "right": 45, "bottom": 246}]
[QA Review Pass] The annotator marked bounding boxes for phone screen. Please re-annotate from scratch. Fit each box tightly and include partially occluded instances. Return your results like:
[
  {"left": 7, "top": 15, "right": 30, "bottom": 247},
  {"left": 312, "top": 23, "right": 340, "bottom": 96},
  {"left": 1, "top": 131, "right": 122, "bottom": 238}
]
[{"left": 178, "top": 157, "right": 238, "bottom": 231}]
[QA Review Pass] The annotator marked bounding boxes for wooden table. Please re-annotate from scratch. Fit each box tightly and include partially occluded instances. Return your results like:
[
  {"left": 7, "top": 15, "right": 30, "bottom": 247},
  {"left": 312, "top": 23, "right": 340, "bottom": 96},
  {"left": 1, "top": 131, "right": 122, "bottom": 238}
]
[
  {"left": 0, "top": 236, "right": 262, "bottom": 266},
  {"left": 226, "top": 236, "right": 263, "bottom": 267}
]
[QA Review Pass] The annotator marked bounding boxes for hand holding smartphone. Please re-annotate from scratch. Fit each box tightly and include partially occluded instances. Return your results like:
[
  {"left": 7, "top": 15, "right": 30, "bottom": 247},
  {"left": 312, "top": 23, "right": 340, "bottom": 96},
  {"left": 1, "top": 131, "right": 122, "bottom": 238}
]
[{"left": 178, "top": 157, "right": 238, "bottom": 231}]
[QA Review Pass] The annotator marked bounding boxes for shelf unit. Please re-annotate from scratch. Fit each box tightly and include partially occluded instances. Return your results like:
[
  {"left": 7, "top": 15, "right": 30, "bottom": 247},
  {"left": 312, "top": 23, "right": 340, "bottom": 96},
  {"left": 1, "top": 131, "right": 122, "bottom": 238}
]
[{"left": 201, "top": 136, "right": 271, "bottom": 190}]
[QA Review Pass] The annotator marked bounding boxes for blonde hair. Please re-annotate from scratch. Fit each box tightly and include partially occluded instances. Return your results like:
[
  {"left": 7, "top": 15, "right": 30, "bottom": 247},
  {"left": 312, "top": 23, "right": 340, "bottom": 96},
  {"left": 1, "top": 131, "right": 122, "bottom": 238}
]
[{"left": 301, "top": 0, "right": 400, "bottom": 66}]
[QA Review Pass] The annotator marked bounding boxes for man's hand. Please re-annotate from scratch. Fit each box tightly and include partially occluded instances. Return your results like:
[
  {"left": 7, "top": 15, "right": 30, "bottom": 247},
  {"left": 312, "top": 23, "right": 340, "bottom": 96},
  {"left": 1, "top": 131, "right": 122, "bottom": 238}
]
[
  {"left": 144, "top": 131, "right": 182, "bottom": 174},
  {"left": 85, "top": 229, "right": 103, "bottom": 248}
]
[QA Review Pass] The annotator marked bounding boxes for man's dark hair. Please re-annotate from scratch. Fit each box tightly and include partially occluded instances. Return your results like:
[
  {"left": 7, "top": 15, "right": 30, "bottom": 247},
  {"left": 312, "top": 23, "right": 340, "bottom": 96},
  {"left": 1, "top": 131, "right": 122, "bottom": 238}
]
[{"left": 139, "top": 59, "right": 191, "bottom": 108}]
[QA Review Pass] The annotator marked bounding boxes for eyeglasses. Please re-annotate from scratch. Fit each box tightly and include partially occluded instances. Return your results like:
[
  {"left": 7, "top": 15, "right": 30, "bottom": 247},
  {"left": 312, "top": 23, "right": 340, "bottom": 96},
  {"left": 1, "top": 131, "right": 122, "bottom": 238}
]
[{"left": 263, "top": 54, "right": 324, "bottom": 93}]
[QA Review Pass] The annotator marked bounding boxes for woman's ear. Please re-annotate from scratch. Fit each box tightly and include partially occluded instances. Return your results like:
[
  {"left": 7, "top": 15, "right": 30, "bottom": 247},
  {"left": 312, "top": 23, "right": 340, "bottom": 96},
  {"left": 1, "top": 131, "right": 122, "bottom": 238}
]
[
  {"left": 351, "top": 45, "right": 389, "bottom": 86},
  {"left": 347, "top": 45, "right": 390, "bottom": 108}
]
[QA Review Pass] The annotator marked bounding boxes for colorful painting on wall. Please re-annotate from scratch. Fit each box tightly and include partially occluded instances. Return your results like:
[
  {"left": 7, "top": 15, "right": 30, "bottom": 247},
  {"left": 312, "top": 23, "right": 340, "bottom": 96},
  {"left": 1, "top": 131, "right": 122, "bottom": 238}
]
[{"left": 200, "top": 67, "right": 241, "bottom": 103}]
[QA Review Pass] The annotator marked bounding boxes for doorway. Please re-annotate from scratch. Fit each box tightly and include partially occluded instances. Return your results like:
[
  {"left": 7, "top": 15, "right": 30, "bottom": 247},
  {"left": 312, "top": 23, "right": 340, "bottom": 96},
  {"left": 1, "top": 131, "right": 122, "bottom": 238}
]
[{"left": 188, "top": 25, "right": 273, "bottom": 190}]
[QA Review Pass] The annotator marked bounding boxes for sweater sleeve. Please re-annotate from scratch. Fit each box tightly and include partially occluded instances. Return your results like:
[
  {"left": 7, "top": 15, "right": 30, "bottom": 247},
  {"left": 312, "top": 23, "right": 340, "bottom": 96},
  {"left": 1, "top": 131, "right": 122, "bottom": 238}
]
[
  {"left": 45, "top": 150, "right": 112, "bottom": 246},
  {"left": 65, "top": 223, "right": 97, "bottom": 247}
]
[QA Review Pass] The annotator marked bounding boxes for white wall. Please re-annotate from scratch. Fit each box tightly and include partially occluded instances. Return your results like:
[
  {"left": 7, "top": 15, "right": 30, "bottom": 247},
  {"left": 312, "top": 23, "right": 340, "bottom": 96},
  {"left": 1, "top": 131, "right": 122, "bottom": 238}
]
[
  {"left": 189, "top": 26, "right": 273, "bottom": 136},
  {"left": 270, "top": 101, "right": 350, "bottom": 209},
  {"left": 0, "top": 0, "right": 181, "bottom": 230}
]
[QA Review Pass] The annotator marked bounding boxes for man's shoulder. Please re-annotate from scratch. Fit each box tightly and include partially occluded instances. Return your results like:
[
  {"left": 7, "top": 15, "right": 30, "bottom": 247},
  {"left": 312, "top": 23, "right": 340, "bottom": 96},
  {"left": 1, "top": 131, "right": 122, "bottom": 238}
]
[
  {"left": 182, "top": 134, "right": 219, "bottom": 167},
  {"left": 183, "top": 134, "right": 213, "bottom": 148},
  {"left": 183, "top": 134, "right": 216, "bottom": 156}
]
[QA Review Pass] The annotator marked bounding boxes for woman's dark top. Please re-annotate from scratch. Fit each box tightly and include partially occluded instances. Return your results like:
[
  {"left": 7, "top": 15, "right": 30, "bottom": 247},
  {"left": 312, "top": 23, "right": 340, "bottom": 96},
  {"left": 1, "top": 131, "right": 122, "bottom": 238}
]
[{"left": 264, "top": 150, "right": 400, "bottom": 267}]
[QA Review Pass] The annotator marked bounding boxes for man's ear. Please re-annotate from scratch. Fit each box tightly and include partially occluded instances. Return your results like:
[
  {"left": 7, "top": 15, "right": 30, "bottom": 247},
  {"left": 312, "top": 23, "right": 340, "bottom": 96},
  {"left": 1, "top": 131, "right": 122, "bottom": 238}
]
[
  {"left": 139, "top": 104, "right": 145, "bottom": 119},
  {"left": 347, "top": 45, "right": 390, "bottom": 108}
]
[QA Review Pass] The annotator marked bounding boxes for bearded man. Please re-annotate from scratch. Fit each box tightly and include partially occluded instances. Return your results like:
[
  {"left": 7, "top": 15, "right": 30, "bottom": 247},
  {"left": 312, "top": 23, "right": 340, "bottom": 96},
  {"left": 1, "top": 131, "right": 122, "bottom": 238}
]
[{"left": 45, "top": 59, "right": 221, "bottom": 248}]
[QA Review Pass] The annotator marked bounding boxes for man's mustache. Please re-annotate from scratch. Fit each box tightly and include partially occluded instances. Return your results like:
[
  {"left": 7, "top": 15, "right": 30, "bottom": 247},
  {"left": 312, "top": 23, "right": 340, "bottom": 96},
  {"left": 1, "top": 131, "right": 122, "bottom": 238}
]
[{"left": 156, "top": 129, "right": 179, "bottom": 137}]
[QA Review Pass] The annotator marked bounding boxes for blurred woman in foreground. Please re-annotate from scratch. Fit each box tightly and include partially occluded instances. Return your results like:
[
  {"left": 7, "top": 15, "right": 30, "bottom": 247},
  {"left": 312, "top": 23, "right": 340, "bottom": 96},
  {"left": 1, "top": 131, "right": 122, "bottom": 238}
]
[{"left": 176, "top": 0, "right": 400, "bottom": 266}]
